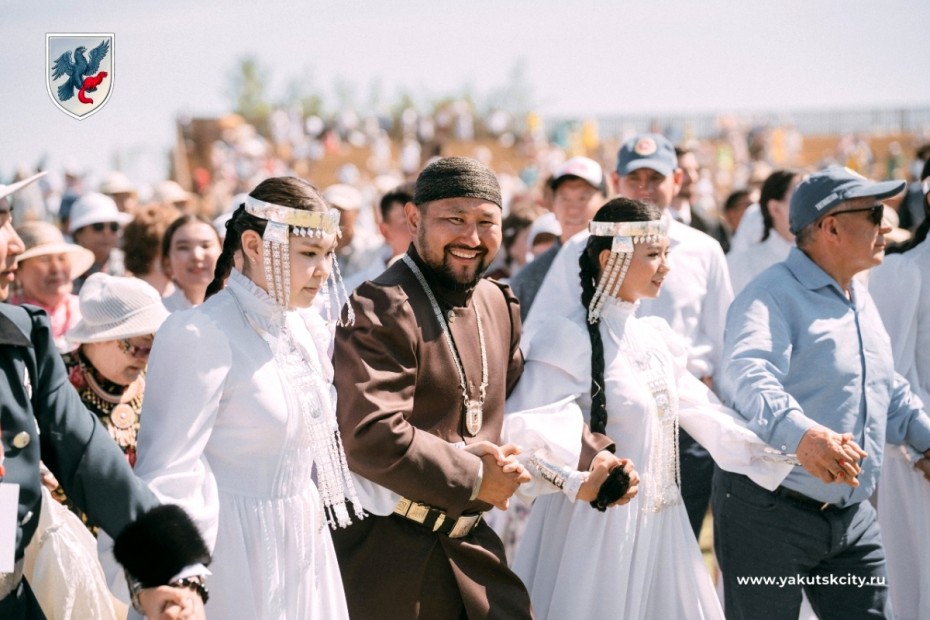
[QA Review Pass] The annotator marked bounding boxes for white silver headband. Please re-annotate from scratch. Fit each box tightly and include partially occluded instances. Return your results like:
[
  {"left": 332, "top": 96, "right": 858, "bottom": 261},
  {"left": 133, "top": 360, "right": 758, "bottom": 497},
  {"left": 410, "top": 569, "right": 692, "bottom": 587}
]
[
  {"left": 589, "top": 220, "right": 668, "bottom": 241},
  {"left": 243, "top": 194, "right": 353, "bottom": 324},
  {"left": 245, "top": 195, "right": 341, "bottom": 237},
  {"left": 586, "top": 218, "right": 668, "bottom": 324}
]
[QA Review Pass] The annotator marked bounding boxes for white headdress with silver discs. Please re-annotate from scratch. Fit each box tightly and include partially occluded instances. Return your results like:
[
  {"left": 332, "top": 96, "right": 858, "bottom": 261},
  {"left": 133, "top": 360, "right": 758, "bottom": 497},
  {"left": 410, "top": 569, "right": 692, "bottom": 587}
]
[
  {"left": 244, "top": 195, "right": 353, "bottom": 324},
  {"left": 586, "top": 219, "right": 668, "bottom": 324}
]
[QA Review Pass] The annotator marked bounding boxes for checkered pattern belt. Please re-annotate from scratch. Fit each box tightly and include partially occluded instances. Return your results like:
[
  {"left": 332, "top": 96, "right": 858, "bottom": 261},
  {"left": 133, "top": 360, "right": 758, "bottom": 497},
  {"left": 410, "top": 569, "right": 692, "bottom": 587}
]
[
  {"left": 393, "top": 498, "right": 482, "bottom": 538},
  {"left": 0, "top": 559, "right": 24, "bottom": 600}
]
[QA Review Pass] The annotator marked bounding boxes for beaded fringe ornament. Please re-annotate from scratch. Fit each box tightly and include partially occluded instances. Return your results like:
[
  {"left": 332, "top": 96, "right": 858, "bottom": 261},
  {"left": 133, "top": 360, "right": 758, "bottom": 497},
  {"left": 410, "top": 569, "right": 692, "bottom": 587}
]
[
  {"left": 268, "top": 321, "right": 364, "bottom": 529},
  {"left": 246, "top": 195, "right": 354, "bottom": 324},
  {"left": 229, "top": 271, "right": 364, "bottom": 533},
  {"left": 632, "top": 349, "right": 681, "bottom": 512},
  {"left": 586, "top": 219, "right": 669, "bottom": 324}
]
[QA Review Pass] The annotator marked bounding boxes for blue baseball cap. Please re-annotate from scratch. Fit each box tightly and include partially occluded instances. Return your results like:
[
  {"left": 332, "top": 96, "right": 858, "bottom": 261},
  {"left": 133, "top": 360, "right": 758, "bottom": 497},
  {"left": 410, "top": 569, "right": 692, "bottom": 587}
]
[
  {"left": 615, "top": 133, "right": 678, "bottom": 177},
  {"left": 789, "top": 166, "right": 906, "bottom": 234}
]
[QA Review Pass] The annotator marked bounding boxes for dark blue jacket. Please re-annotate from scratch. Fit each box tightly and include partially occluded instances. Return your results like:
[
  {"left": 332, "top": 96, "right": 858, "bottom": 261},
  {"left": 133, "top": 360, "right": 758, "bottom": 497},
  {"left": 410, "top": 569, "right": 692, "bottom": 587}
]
[{"left": 0, "top": 303, "right": 158, "bottom": 564}]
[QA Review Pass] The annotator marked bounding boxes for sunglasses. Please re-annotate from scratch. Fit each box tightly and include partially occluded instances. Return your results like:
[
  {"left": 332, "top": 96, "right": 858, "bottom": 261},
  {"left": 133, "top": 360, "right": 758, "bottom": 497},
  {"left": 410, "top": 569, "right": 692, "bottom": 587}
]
[
  {"left": 830, "top": 204, "right": 884, "bottom": 226},
  {"left": 90, "top": 222, "right": 120, "bottom": 233},
  {"left": 117, "top": 338, "right": 153, "bottom": 358}
]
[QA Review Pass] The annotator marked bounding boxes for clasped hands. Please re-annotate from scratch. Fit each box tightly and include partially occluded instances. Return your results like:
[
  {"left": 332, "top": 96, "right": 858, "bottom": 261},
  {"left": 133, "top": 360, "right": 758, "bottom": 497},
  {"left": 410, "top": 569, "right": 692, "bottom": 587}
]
[
  {"left": 466, "top": 441, "right": 531, "bottom": 510},
  {"left": 466, "top": 442, "right": 640, "bottom": 510},
  {"left": 796, "top": 425, "right": 868, "bottom": 487},
  {"left": 577, "top": 450, "right": 640, "bottom": 507}
]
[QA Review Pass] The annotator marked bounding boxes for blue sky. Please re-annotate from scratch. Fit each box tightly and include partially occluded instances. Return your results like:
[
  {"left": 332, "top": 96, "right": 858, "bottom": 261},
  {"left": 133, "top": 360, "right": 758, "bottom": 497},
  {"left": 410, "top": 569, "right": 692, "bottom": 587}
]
[{"left": 3, "top": 0, "right": 929, "bottom": 187}]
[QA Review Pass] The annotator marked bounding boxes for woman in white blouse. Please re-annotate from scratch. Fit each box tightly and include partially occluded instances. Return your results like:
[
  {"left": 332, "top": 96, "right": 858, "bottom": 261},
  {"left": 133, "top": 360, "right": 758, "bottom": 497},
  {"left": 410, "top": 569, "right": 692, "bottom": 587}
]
[
  {"left": 134, "top": 177, "right": 363, "bottom": 619},
  {"left": 505, "top": 197, "right": 793, "bottom": 620}
]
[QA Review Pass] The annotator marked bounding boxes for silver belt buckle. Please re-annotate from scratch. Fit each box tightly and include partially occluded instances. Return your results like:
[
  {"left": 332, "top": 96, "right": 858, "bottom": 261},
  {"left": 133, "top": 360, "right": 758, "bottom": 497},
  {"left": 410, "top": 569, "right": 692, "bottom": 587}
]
[
  {"left": 448, "top": 514, "right": 481, "bottom": 538},
  {"left": 0, "top": 559, "right": 24, "bottom": 599}
]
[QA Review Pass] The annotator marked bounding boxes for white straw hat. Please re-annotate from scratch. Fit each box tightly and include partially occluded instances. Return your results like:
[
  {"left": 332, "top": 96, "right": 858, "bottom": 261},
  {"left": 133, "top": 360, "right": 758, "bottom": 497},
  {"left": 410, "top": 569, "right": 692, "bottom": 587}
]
[
  {"left": 68, "top": 192, "right": 133, "bottom": 233},
  {"left": 67, "top": 273, "right": 170, "bottom": 343},
  {"left": 15, "top": 221, "right": 95, "bottom": 280}
]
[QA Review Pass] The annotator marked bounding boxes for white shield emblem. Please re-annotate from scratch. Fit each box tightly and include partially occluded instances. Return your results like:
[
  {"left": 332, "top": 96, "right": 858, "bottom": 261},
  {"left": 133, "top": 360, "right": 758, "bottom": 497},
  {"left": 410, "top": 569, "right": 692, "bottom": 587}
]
[{"left": 46, "top": 33, "right": 114, "bottom": 120}]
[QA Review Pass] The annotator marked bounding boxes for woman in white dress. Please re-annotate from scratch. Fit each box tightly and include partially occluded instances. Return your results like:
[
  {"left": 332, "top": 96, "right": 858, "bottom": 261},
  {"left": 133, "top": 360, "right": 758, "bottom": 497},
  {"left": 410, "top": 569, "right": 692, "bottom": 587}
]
[
  {"left": 506, "top": 197, "right": 793, "bottom": 620},
  {"left": 133, "top": 177, "right": 363, "bottom": 619},
  {"left": 160, "top": 214, "right": 222, "bottom": 312}
]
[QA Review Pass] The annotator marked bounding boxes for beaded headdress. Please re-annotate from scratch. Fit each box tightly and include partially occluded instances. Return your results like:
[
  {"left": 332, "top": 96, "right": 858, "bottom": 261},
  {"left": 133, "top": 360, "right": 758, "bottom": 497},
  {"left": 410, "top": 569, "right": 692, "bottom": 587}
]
[
  {"left": 245, "top": 195, "right": 353, "bottom": 323},
  {"left": 586, "top": 219, "right": 668, "bottom": 324}
]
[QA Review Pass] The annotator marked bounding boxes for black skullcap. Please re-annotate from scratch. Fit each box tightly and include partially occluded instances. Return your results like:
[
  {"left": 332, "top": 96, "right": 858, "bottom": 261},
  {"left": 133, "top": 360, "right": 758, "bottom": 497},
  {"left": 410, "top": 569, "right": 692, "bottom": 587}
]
[{"left": 414, "top": 157, "right": 502, "bottom": 208}]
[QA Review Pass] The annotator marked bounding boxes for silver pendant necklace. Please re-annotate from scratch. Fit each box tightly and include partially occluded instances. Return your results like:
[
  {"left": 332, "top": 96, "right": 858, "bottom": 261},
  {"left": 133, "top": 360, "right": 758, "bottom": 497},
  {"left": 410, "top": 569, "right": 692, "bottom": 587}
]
[{"left": 403, "top": 254, "right": 488, "bottom": 436}]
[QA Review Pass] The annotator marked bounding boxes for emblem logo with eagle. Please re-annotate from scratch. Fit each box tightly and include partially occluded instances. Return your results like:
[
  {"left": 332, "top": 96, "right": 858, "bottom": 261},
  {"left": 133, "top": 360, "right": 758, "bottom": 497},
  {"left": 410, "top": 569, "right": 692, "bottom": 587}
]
[{"left": 46, "top": 33, "right": 114, "bottom": 120}]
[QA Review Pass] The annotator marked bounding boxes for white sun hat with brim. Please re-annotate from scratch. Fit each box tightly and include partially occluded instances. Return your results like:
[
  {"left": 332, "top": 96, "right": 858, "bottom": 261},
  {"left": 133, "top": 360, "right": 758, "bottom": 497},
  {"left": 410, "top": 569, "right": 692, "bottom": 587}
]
[
  {"left": 68, "top": 192, "right": 134, "bottom": 234},
  {"left": 67, "top": 273, "right": 170, "bottom": 343},
  {"left": 98, "top": 171, "right": 137, "bottom": 195},
  {"left": 0, "top": 171, "right": 48, "bottom": 203},
  {"left": 15, "top": 221, "right": 95, "bottom": 280},
  {"left": 152, "top": 180, "right": 194, "bottom": 204}
]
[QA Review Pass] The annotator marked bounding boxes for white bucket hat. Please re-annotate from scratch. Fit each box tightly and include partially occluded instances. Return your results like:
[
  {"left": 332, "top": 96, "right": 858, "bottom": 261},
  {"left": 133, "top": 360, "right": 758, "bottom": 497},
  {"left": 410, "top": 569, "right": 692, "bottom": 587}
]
[
  {"left": 68, "top": 192, "right": 133, "bottom": 233},
  {"left": 67, "top": 273, "right": 170, "bottom": 343},
  {"left": 15, "top": 221, "right": 95, "bottom": 280}
]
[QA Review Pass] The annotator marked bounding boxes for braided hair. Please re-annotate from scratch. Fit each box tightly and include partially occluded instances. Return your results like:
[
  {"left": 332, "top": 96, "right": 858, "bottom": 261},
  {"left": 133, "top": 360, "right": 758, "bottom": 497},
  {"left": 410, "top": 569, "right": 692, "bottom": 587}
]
[
  {"left": 205, "top": 177, "right": 329, "bottom": 299},
  {"left": 579, "top": 197, "right": 661, "bottom": 434}
]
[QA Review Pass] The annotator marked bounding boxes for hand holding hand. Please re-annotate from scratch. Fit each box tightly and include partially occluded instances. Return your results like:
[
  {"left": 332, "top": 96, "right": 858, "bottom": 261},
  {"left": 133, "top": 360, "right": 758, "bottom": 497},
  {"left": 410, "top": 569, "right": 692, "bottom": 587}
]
[
  {"left": 474, "top": 443, "right": 530, "bottom": 510},
  {"left": 796, "top": 426, "right": 867, "bottom": 488},
  {"left": 577, "top": 452, "right": 639, "bottom": 507},
  {"left": 611, "top": 458, "right": 640, "bottom": 506},
  {"left": 137, "top": 585, "right": 206, "bottom": 620}
]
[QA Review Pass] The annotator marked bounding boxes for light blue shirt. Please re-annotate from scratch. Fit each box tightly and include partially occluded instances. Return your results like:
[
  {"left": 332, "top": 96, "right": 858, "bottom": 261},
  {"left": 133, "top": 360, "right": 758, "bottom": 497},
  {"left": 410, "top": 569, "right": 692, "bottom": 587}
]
[{"left": 720, "top": 247, "right": 930, "bottom": 506}]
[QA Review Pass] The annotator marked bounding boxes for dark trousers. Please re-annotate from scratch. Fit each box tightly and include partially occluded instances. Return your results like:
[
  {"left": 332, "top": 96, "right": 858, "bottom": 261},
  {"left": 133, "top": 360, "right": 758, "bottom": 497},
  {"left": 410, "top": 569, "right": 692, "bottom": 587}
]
[
  {"left": 0, "top": 579, "right": 46, "bottom": 619},
  {"left": 680, "top": 428, "right": 714, "bottom": 538},
  {"left": 712, "top": 468, "right": 891, "bottom": 620}
]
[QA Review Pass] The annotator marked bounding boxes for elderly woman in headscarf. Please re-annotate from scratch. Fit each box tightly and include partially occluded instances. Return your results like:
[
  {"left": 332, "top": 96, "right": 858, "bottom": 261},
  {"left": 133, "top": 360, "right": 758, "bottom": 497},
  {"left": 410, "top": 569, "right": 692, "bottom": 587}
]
[
  {"left": 53, "top": 272, "right": 169, "bottom": 532},
  {"left": 9, "top": 220, "right": 94, "bottom": 352}
]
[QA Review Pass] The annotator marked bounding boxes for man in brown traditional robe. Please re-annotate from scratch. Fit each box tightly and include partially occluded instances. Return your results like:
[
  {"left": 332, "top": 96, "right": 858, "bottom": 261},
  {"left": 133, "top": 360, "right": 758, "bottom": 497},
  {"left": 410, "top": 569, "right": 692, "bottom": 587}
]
[{"left": 332, "top": 157, "right": 616, "bottom": 619}]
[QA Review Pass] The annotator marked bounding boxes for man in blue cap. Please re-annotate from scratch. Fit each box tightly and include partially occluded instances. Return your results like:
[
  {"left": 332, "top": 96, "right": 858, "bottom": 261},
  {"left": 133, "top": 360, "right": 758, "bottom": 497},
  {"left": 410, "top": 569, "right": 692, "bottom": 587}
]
[{"left": 714, "top": 166, "right": 930, "bottom": 619}]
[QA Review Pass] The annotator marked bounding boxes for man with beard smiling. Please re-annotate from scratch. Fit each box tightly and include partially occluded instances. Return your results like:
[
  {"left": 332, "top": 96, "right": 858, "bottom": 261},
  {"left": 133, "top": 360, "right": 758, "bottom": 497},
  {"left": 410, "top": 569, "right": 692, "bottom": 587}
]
[{"left": 331, "top": 157, "right": 613, "bottom": 619}]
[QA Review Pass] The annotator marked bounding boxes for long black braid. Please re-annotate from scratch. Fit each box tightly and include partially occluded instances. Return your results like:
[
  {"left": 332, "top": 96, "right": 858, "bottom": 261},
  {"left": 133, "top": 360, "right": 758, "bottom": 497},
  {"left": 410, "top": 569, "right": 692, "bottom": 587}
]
[
  {"left": 579, "top": 197, "right": 661, "bottom": 435},
  {"left": 205, "top": 204, "right": 265, "bottom": 299},
  {"left": 205, "top": 176, "right": 329, "bottom": 300}
]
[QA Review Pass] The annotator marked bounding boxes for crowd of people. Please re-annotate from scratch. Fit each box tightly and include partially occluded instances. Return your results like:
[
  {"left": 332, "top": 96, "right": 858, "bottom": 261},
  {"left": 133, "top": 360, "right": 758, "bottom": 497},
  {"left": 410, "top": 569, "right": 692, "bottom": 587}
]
[{"left": 1, "top": 126, "right": 930, "bottom": 620}]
